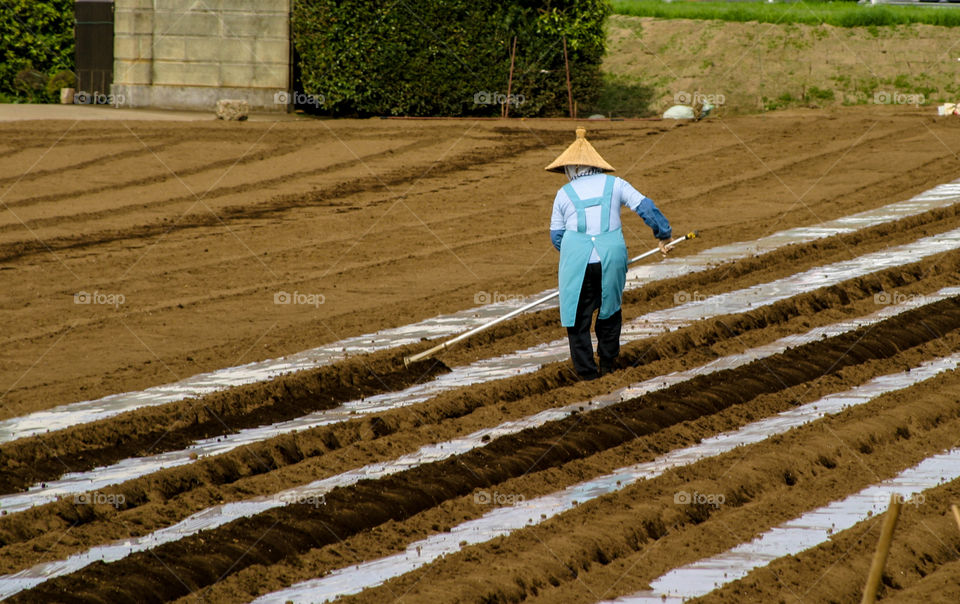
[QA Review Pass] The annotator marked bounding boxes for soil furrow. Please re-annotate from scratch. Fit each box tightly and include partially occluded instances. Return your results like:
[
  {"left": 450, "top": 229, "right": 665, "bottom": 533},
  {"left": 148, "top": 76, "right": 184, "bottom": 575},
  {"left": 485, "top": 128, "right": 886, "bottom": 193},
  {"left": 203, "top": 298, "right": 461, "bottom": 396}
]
[
  {"left": 2, "top": 217, "right": 956, "bottom": 498},
  {"left": 0, "top": 266, "right": 954, "bottom": 572},
  {"left": 3, "top": 108, "right": 960, "bottom": 602},
  {"left": 338, "top": 366, "right": 960, "bottom": 604},
  {"left": 0, "top": 133, "right": 558, "bottom": 262},
  {"left": 0, "top": 352, "right": 447, "bottom": 494},
  {"left": 10, "top": 296, "right": 959, "bottom": 603}
]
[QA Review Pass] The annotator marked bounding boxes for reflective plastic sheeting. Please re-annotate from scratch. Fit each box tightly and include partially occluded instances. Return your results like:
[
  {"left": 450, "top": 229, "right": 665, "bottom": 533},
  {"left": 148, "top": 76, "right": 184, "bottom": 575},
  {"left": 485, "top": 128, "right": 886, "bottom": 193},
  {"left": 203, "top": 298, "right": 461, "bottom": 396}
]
[{"left": 3, "top": 180, "right": 959, "bottom": 445}]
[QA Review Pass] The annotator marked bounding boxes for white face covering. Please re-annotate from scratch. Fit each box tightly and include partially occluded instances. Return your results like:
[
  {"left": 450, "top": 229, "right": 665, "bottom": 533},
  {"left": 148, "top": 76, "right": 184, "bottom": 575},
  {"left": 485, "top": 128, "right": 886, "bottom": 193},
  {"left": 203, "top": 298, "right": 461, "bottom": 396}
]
[{"left": 564, "top": 165, "right": 601, "bottom": 181}]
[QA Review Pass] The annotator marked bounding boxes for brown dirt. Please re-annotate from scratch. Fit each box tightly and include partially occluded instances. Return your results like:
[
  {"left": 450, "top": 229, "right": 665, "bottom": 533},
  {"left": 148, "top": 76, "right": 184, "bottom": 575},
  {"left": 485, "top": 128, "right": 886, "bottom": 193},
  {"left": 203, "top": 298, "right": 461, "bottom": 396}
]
[
  {"left": 0, "top": 214, "right": 957, "bottom": 573},
  {"left": 4, "top": 197, "right": 958, "bottom": 496},
  {"left": 0, "top": 351, "right": 448, "bottom": 494},
  {"left": 341, "top": 367, "right": 960, "bottom": 604},
  {"left": 3, "top": 107, "right": 960, "bottom": 421},
  {"left": 697, "top": 463, "right": 960, "bottom": 603},
  {"left": 11, "top": 283, "right": 960, "bottom": 601},
  {"left": 2, "top": 107, "right": 960, "bottom": 602}
]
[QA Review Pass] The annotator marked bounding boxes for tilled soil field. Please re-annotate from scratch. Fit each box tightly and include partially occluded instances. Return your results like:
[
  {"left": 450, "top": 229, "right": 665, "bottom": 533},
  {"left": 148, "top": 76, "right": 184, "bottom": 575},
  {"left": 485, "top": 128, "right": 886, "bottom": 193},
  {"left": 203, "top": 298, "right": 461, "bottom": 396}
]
[{"left": 1, "top": 106, "right": 960, "bottom": 603}]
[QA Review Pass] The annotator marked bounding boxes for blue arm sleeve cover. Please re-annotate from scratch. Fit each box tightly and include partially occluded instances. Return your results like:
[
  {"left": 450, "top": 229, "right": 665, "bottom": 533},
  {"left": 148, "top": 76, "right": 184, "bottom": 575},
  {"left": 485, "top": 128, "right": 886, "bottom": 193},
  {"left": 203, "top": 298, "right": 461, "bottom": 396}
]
[
  {"left": 635, "top": 198, "right": 672, "bottom": 240},
  {"left": 550, "top": 229, "right": 564, "bottom": 251}
]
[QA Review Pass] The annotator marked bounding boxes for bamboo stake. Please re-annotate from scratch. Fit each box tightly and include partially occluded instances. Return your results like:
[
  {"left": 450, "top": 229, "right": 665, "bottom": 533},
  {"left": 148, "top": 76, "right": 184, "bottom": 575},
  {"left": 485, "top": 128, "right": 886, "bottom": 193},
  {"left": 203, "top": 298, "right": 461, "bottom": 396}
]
[
  {"left": 563, "top": 37, "right": 574, "bottom": 119},
  {"left": 504, "top": 36, "right": 517, "bottom": 119},
  {"left": 951, "top": 504, "right": 960, "bottom": 533},
  {"left": 861, "top": 493, "right": 903, "bottom": 604}
]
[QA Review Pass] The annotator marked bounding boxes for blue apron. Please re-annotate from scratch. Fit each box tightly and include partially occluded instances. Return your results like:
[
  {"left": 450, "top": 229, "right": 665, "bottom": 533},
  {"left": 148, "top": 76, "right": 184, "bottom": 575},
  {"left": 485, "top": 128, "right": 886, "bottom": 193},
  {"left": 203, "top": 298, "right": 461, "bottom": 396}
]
[{"left": 557, "top": 175, "right": 628, "bottom": 327}]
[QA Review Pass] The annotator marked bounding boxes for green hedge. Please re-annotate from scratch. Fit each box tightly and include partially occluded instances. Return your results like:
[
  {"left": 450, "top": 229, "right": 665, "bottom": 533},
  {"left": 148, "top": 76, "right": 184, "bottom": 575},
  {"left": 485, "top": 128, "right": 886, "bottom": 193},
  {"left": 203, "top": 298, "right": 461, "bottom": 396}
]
[
  {"left": 0, "top": 0, "right": 75, "bottom": 103},
  {"left": 292, "top": 0, "right": 612, "bottom": 117}
]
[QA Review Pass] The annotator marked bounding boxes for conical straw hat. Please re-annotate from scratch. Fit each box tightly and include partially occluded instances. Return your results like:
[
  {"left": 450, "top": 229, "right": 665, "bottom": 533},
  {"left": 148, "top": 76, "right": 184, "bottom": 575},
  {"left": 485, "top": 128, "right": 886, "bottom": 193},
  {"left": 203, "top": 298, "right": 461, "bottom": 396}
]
[{"left": 544, "top": 127, "right": 615, "bottom": 173}]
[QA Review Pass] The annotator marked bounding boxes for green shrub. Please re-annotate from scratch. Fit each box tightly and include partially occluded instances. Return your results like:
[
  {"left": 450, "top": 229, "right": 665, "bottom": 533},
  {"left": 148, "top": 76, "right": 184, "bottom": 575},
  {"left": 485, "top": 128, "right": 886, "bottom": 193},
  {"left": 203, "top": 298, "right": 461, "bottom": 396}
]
[
  {"left": 46, "top": 69, "right": 76, "bottom": 97},
  {"left": 0, "top": 0, "right": 75, "bottom": 102},
  {"left": 807, "top": 86, "right": 835, "bottom": 101},
  {"left": 586, "top": 73, "right": 655, "bottom": 117},
  {"left": 292, "top": 0, "right": 612, "bottom": 116}
]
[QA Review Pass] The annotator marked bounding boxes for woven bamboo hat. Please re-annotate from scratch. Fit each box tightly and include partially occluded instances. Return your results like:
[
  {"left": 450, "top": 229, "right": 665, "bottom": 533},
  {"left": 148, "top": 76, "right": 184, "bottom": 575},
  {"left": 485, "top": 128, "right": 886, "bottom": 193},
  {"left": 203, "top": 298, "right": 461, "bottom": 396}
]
[{"left": 544, "top": 127, "right": 615, "bottom": 173}]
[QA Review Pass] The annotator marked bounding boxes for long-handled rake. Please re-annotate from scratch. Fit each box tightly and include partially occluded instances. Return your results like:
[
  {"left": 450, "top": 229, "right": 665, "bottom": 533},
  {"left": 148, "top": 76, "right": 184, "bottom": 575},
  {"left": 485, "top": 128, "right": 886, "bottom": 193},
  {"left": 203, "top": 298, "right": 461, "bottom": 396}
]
[{"left": 403, "top": 231, "right": 699, "bottom": 366}]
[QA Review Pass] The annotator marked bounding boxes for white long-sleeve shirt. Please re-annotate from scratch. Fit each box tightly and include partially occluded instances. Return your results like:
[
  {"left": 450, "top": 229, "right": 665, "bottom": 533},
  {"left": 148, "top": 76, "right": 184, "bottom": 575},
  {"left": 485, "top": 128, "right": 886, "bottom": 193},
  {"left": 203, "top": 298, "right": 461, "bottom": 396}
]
[{"left": 550, "top": 174, "right": 671, "bottom": 262}]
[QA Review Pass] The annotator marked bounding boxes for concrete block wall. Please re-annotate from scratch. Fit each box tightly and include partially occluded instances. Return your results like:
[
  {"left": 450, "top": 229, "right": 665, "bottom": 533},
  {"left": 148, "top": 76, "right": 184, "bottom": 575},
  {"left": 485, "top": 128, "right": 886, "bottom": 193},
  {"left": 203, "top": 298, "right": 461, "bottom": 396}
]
[{"left": 113, "top": 0, "right": 290, "bottom": 111}]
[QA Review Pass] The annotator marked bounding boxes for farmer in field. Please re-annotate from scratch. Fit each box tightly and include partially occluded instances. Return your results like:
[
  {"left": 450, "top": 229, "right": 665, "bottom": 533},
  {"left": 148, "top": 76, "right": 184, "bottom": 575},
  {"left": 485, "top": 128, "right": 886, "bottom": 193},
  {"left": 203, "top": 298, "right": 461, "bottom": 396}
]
[{"left": 547, "top": 128, "right": 672, "bottom": 380}]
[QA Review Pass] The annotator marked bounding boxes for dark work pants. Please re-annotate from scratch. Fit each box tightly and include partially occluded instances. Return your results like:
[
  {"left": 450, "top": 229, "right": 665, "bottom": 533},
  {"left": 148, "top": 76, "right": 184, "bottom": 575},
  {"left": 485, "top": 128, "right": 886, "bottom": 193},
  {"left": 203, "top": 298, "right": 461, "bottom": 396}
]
[{"left": 566, "top": 262, "right": 622, "bottom": 378}]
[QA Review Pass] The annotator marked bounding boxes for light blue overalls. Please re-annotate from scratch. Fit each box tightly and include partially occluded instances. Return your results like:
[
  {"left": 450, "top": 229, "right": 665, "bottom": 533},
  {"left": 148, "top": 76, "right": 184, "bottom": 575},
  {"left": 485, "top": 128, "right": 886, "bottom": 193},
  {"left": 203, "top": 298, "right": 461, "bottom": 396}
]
[{"left": 557, "top": 175, "right": 628, "bottom": 327}]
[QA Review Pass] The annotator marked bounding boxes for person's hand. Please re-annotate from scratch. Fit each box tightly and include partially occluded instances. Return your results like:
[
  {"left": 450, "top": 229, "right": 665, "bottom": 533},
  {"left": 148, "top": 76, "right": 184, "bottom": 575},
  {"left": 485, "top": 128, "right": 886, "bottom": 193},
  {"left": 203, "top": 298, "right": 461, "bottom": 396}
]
[{"left": 658, "top": 239, "right": 670, "bottom": 255}]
